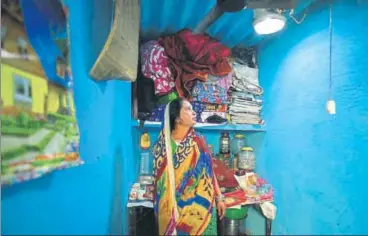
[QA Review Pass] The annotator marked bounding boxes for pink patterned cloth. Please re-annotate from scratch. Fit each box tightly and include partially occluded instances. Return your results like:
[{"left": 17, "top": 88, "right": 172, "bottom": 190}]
[
  {"left": 140, "top": 40, "right": 175, "bottom": 95},
  {"left": 205, "top": 72, "right": 233, "bottom": 91}
]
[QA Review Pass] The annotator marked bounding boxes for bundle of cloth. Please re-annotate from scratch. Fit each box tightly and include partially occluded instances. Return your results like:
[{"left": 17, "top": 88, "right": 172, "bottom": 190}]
[
  {"left": 228, "top": 47, "right": 264, "bottom": 125},
  {"left": 141, "top": 29, "right": 233, "bottom": 124},
  {"left": 190, "top": 72, "right": 232, "bottom": 124},
  {"left": 148, "top": 101, "right": 229, "bottom": 124}
]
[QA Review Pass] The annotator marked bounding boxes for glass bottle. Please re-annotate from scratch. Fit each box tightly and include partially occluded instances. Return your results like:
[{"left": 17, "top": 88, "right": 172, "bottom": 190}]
[
  {"left": 219, "top": 132, "right": 230, "bottom": 155},
  {"left": 230, "top": 134, "right": 247, "bottom": 156}
]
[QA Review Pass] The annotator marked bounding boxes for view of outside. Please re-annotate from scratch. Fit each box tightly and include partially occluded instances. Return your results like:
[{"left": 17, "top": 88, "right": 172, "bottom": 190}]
[{"left": 1, "top": 5, "right": 83, "bottom": 185}]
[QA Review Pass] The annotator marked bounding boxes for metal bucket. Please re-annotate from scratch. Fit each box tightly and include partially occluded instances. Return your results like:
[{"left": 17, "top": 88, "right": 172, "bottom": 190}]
[{"left": 219, "top": 218, "right": 245, "bottom": 236}]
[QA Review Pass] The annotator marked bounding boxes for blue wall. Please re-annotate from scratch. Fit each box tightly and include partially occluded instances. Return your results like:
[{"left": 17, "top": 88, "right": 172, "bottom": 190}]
[
  {"left": 257, "top": 1, "right": 368, "bottom": 234},
  {"left": 1, "top": 0, "right": 135, "bottom": 234},
  {"left": 3, "top": 1, "right": 368, "bottom": 235}
]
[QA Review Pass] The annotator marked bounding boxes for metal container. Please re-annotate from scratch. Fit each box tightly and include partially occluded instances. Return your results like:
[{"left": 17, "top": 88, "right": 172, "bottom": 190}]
[{"left": 219, "top": 218, "right": 246, "bottom": 236}]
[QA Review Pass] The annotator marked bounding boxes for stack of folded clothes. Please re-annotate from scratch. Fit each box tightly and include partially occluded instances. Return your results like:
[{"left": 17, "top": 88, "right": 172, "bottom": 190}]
[
  {"left": 191, "top": 72, "right": 232, "bottom": 124},
  {"left": 228, "top": 48, "right": 264, "bottom": 125}
]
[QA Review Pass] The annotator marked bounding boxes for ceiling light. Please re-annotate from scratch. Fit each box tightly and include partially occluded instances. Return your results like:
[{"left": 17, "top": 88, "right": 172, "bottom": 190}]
[{"left": 253, "top": 9, "right": 286, "bottom": 35}]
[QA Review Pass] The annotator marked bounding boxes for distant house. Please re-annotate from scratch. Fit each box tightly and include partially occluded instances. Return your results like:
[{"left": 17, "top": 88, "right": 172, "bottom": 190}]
[
  {"left": 1, "top": 11, "right": 75, "bottom": 118},
  {"left": 1, "top": 64, "right": 75, "bottom": 117}
]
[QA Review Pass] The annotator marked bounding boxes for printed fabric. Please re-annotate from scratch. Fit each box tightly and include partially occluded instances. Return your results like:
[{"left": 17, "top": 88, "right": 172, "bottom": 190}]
[
  {"left": 192, "top": 81, "right": 229, "bottom": 105},
  {"left": 140, "top": 40, "right": 175, "bottom": 95},
  {"left": 153, "top": 129, "right": 216, "bottom": 235},
  {"left": 206, "top": 72, "right": 233, "bottom": 92}
]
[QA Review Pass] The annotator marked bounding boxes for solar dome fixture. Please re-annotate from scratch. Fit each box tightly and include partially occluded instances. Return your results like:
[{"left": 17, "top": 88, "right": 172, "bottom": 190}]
[
  {"left": 194, "top": 0, "right": 297, "bottom": 34},
  {"left": 253, "top": 9, "right": 286, "bottom": 35}
]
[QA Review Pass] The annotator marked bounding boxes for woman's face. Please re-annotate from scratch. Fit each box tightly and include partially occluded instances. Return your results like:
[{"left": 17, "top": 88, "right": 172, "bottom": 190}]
[{"left": 178, "top": 100, "right": 196, "bottom": 127}]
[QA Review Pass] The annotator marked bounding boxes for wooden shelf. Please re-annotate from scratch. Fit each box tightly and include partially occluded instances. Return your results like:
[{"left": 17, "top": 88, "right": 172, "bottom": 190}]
[{"left": 132, "top": 120, "right": 265, "bottom": 132}]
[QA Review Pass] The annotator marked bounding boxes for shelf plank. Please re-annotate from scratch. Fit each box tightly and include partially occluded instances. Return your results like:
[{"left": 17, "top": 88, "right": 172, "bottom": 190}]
[{"left": 132, "top": 120, "right": 265, "bottom": 132}]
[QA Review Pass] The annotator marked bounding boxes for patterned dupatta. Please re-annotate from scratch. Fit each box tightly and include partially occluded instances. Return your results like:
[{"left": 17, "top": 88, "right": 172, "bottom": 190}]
[{"left": 153, "top": 103, "right": 216, "bottom": 235}]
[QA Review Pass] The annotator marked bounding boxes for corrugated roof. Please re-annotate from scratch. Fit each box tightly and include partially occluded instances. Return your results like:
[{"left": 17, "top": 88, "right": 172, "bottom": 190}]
[{"left": 140, "top": 0, "right": 316, "bottom": 47}]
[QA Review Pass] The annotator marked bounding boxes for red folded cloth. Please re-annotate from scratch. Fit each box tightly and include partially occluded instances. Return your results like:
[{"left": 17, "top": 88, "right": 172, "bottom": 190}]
[
  {"left": 158, "top": 29, "right": 232, "bottom": 98},
  {"left": 212, "top": 159, "right": 238, "bottom": 188}
]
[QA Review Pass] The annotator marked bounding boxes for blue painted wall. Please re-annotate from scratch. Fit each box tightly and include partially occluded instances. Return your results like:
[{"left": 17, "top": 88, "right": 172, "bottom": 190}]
[
  {"left": 1, "top": 0, "right": 135, "bottom": 234},
  {"left": 3, "top": 0, "right": 368, "bottom": 235},
  {"left": 257, "top": 1, "right": 368, "bottom": 234}
]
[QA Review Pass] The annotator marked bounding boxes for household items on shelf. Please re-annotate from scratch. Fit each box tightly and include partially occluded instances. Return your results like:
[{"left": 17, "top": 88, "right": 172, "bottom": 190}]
[
  {"left": 230, "top": 134, "right": 247, "bottom": 168},
  {"left": 219, "top": 208, "right": 247, "bottom": 236},
  {"left": 157, "top": 29, "right": 232, "bottom": 98},
  {"left": 238, "top": 147, "right": 255, "bottom": 171},
  {"left": 128, "top": 168, "right": 274, "bottom": 210},
  {"left": 231, "top": 62, "right": 262, "bottom": 95},
  {"left": 136, "top": 74, "right": 158, "bottom": 121},
  {"left": 228, "top": 47, "right": 264, "bottom": 125},
  {"left": 225, "top": 172, "right": 274, "bottom": 208},
  {"left": 191, "top": 73, "right": 232, "bottom": 104},
  {"left": 136, "top": 32, "right": 265, "bottom": 127},
  {"left": 213, "top": 158, "right": 238, "bottom": 188},
  {"left": 148, "top": 102, "right": 228, "bottom": 124},
  {"left": 215, "top": 132, "right": 255, "bottom": 172},
  {"left": 139, "top": 132, "right": 153, "bottom": 177},
  {"left": 220, "top": 132, "right": 231, "bottom": 155},
  {"left": 231, "top": 47, "right": 258, "bottom": 68},
  {"left": 230, "top": 134, "right": 247, "bottom": 156},
  {"left": 229, "top": 67, "right": 264, "bottom": 124},
  {"left": 1, "top": 152, "right": 83, "bottom": 186},
  {"left": 140, "top": 30, "right": 232, "bottom": 98},
  {"left": 140, "top": 40, "right": 175, "bottom": 96},
  {"left": 128, "top": 182, "right": 154, "bottom": 208}
]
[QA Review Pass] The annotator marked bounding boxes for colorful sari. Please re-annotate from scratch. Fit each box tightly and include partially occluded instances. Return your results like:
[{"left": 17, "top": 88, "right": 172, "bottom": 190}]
[{"left": 153, "top": 104, "right": 217, "bottom": 235}]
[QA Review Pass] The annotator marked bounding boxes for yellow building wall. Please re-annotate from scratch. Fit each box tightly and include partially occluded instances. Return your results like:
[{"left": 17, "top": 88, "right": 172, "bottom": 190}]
[
  {"left": 1, "top": 64, "right": 15, "bottom": 107},
  {"left": 66, "top": 92, "right": 76, "bottom": 115},
  {"left": 47, "top": 84, "right": 62, "bottom": 113},
  {"left": 1, "top": 64, "right": 48, "bottom": 114},
  {"left": 47, "top": 84, "right": 76, "bottom": 115}
]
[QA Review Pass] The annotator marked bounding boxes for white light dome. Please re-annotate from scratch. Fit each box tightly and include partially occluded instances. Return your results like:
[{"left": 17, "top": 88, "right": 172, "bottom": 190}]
[{"left": 253, "top": 10, "right": 286, "bottom": 35}]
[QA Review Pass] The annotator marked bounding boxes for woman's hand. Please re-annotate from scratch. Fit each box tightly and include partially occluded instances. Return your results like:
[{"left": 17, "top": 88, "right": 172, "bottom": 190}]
[{"left": 217, "top": 201, "right": 227, "bottom": 220}]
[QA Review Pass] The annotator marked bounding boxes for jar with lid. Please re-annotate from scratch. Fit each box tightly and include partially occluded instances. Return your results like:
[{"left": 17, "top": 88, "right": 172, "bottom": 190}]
[
  {"left": 230, "top": 134, "right": 247, "bottom": 156},
  {"left": 219, "top": 132, "right": 230, "bottom": 155},
  {"left": 237, "top": 147, "right": 255, "bottom": 171}
]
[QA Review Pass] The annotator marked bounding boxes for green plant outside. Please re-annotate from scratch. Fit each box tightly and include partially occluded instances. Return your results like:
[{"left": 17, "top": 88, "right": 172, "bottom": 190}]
[
  {"left": 1, "top": 131, "right": 56, "bottom": 161},
  {"left": 1, "top": 126, "right": 40, "bottom": 137},
  {"left": 47, "top": 112, "right": 76, "bottom": 123}
]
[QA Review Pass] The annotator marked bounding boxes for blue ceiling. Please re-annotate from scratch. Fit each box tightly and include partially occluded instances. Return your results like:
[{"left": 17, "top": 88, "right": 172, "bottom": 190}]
[
  {"left": 140, "top": 0, "right": 316, "bottom": 48},
  {"left": 17, "top": 0, "right": 316, "bottom": 86}
]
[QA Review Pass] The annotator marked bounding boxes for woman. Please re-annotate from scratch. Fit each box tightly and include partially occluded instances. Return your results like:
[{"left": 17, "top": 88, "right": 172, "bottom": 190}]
[{"left": 153, "top": 98, "right": 226, "bottom": 235}]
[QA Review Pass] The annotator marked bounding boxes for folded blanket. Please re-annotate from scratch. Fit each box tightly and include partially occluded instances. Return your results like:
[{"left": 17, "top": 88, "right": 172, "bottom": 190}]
[
  {"left": 192, "top": 81, "right": 229, "bottom": 104},
  {"left": 232, "top": 62, "right": 263, "bottom": 95},
  {"left": 158, "top": 29, "right": 232, "bottom": 97}
]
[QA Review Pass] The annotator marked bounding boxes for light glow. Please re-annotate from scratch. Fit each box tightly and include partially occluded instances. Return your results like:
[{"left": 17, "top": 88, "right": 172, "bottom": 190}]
[{"left": 253, "top": 12, "right": 286, "bottom": 35}]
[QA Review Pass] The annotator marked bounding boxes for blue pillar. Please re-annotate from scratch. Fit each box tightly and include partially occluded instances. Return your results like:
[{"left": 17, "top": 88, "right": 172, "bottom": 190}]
[{"left": 65, "top": 0, "right": 135, "bottom": 234}]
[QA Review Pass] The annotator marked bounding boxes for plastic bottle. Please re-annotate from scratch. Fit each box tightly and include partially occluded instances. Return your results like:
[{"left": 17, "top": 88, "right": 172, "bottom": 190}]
[{"left": 140, "top": 131, "right": 151, "bottom": 175}]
